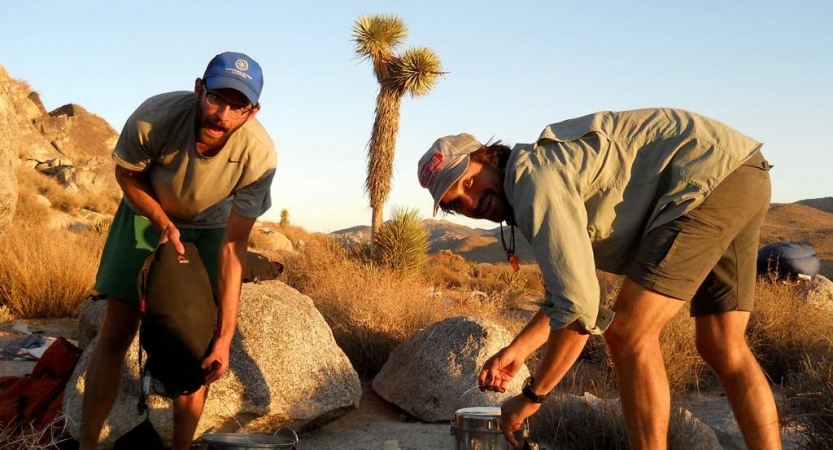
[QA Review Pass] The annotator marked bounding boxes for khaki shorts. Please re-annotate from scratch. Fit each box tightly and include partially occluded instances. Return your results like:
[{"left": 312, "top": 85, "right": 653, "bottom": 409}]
[
  {"left": 94, "top": 201, "right": 226, "bottom": 304},
  {"left": 627, "top": 150, "right": 772, "bottom": 316}
]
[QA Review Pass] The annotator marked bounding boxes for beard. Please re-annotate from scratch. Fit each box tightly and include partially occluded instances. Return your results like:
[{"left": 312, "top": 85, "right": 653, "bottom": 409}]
[{"left": 196, "top": 118, "right": 232, "bottom": 151}]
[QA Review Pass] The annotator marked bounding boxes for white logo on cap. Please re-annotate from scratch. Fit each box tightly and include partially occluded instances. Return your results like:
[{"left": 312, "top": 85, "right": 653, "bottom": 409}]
[{"left": 235, "top": 59, "right": 249, "bottom": 71}]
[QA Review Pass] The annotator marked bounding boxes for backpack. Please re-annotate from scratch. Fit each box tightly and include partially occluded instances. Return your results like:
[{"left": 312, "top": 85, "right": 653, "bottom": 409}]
[
  {"left": 0, "top": 337, "right": 82, "bottom": 439},
  {"left": 243, "top": 251, "right": 284, "bottom": 283},
  {"left": 137, "top": 241, "right": 216, "bottom": 398}
]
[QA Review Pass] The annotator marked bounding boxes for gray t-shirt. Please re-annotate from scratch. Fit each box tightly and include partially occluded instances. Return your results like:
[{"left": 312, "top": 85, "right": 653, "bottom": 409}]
[{"left": 112, "top": 91, "right": 277, "bottom": 228}]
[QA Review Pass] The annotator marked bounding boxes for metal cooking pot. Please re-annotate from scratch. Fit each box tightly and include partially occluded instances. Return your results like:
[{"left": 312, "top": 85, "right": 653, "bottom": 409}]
[
  {"left": 199, "top": 427, "right": 298, "bottom": 450},
  {"left": 451, "top": 407, "right": 529, "bottom": 450}
]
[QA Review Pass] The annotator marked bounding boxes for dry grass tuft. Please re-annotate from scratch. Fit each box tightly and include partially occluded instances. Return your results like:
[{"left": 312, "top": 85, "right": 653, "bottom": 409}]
[
  {"left": 0, "top": 222, "right": 105, "bottom": 318},
  {"left": 0, "top": 412, "right": 71, "bottom": 450},
  {"left": 784, "top": 356, "right": 833, "bottom": 449},
  {"left": 530, "top": 394, "right": 711, "bottom": 450},
  {"left": 748, "top": 278, "right": 833, "bottom": 383}
]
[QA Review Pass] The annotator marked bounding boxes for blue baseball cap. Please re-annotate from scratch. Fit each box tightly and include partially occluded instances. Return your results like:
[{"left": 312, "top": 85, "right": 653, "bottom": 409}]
[{"left": 202, "top": 51, "right": 263, "bottom": 105}]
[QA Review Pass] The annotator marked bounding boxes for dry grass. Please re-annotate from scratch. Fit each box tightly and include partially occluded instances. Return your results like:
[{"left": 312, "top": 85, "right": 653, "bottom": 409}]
[
  {"left": 783, "top": 356, "right": 833, "bottom": 449},
  {"left": 281, "top": 238, "right": 524, "bottom": 378},
  {"left": 530, "top": 394, "right": 714, "bottom": 450},
  {"left": 0, "top": 221, "right": 105, "bottom": 318},
  {"left": 0, "top": 413, "right": 70, "bottom": 450},
  {"left": 748, "top": 278, "right": 833, "bottom": 383}
]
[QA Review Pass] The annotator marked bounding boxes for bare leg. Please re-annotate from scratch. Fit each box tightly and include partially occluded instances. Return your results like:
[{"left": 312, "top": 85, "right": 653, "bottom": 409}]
[
  {"left": 695, "top": 311, "right": 782, "bottom": 449},
  {"left": 78, "top": 299, "right": 140, "bottom": 450},
  {"left": 604, "top": 279, "right": 685, "bottom": 450},
  {"left": 171, "top": 385, "right": 209, "bottom": 450}
]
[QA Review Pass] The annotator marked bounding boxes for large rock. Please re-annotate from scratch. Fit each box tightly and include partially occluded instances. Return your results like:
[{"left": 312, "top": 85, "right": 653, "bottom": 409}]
[
  {"left": 372, "top": 316, "right": 529, "bottom": 422},
  {"left": 0, "top": 65, "right": 20, "bottom": 234},
  {"left": 251, "top": 225, "right": 294, "bottom": 253},
  {"left": 65, "top": 281, "right": 361, "bottom": 447},
  {"left": 77, "top": 299, "right": 107, "bottom": 350},
  {"left": 803, "top": 274, "right": 833, "bottom": 312}
]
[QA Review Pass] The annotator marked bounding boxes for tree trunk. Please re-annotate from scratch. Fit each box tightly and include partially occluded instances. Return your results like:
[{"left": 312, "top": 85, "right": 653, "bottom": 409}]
[{"left": 367, "top": 86, "right": 402, "bottom": 259}]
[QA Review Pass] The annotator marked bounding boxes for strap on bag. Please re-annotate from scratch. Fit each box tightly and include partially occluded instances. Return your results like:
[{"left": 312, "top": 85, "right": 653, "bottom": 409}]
[{"left": 134, "top": 244, "right": 162, "bottom": 418}]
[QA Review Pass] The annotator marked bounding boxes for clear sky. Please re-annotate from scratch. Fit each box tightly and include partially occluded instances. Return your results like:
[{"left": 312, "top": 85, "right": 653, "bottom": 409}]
[{"left": 1, "top": 0, "right": 830, "bottom": 232}]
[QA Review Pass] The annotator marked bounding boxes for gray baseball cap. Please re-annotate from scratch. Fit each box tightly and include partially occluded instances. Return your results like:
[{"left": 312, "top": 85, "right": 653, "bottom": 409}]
[{"left": 417, "top": 133, "right": 484, "bottom": 216}]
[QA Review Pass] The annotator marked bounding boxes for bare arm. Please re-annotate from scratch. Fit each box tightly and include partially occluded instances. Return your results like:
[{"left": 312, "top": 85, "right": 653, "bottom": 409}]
[
  {"left": 115, "top": 165, "right": 183, "bottom": 253},
  {"left": 500, "top": 321, "right": 588, "bottom": 446},
  {"left": 202, "top": 210, "right": 256, "bottom": 384},
  {"left": 479, "top": 309, "right": 552, "bottom": 391}
]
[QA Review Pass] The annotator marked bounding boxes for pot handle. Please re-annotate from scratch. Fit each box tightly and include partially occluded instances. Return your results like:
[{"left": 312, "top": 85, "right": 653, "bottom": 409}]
[{"left": 274, "top": 427, "right": 299, "bottom": 449}]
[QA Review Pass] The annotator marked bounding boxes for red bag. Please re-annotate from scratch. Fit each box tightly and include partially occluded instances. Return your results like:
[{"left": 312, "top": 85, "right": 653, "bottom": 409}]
[{"left": 0, "top": 337, "right": 82, "bottom": 438}]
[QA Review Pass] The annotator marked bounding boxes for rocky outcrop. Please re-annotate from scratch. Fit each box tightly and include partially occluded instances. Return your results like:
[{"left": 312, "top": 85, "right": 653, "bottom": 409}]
[
  {"left": 32, "top": 103, "right": 118, "bottom": 160},
  {"left": 0, "top": 65, "right": 21, "bottom": 234},
  {"left": 65, "top": 281, "right": 361, "bottom": 448},
  {"left": 372, "top": 316, "right": 528, "bottom": 422}
]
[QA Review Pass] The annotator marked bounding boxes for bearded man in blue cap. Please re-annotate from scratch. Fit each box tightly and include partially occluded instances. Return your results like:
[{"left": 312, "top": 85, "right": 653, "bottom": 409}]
[{"left": 78, "top": 51, "right": 277, "bottom": 450}]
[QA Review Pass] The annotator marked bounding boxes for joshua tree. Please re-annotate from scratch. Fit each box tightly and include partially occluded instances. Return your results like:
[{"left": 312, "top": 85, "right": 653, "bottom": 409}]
[
  {"left": 353, "top": 14, "right": 443, "bottom": 258},
  {"left": 279, "top": 208, "right": 290, "bottom": 227}
]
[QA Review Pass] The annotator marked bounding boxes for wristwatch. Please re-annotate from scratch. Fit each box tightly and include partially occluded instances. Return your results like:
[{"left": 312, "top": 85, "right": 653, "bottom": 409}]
[{"left": 521, "top": 376, "right": 548, "bottom": 403}]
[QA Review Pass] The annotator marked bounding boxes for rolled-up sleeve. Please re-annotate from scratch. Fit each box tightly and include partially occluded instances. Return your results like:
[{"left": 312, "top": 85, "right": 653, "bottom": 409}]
[{"left": 511, "top": 163, "right": 606, "bottom": 334}]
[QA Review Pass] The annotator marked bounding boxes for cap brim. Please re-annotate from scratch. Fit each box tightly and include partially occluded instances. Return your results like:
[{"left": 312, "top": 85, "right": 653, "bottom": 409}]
[
  {"left": 431, "top": 157, "right": 470, "bottom": 216},
  {"left": 204, "top": 76, "right": 259, "bottom": 105}
]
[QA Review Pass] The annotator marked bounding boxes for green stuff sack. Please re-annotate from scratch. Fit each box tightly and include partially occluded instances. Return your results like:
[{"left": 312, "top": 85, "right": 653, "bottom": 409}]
[{"left": 138, "top": 241, "right": 216, "bottom": 397}]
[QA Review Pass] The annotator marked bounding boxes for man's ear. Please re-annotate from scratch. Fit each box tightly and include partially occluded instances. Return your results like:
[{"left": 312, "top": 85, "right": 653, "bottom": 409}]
[
  {"left": 194, "top": 78, "right": 203, "bottom": 100},
  {"left": 488, "top": 150, "right": 500, "bottom": 166},
  {"left": 246, "top": 105, "right": 261, "bottom": 121}
]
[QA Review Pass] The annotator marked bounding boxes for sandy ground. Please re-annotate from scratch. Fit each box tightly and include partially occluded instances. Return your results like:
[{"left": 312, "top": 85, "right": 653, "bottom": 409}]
[{"left": 300, "top": 385, "right": 453, "bottom": 450}]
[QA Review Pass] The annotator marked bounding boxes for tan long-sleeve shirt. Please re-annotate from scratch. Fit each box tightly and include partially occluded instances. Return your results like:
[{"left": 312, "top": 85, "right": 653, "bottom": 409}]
[{"left": 505, "top": 108, "right": 762, "bottom": 334}]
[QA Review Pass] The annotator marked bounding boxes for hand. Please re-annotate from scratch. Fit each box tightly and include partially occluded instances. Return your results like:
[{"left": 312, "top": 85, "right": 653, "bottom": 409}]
[
  {"left": 201, "top": 338, "right": 231, "bottom": 385},
  {"left": 157, "top": 222, "right": 185, "bottom": 255},
  {"left": 500, "top": 394, "right": 541, "bottom": 447},
  {"left": 479, "top": 346, "right": 525, "bottom": 393}
]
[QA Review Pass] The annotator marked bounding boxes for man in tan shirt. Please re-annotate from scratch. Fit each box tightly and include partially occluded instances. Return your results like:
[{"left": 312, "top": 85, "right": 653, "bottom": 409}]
[
  {"left": 418, "top": 109, "right": 780, "bottom": 449},
  {"left": 79, "top": 51, "right": 277, "bottom": 450}
]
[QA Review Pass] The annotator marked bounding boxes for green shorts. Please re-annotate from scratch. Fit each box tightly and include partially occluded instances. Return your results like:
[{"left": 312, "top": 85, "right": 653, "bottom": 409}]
[
  {"left": 94, "top": 201, "right": 226, "bottom": 304},
  {"left": 627, "top": 150, "right": 772, "bottom": 317}
]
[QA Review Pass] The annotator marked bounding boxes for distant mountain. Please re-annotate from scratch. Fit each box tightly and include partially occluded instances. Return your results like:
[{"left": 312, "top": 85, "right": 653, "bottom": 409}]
[
  {"left": 331, "top": 199, "right": 833, "bottom": 274},
  {"left": 796, "top": 197, "right": 833, "bottom": 215}
]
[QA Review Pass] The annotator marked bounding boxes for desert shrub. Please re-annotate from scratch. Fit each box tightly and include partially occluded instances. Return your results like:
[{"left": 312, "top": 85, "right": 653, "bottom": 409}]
[
  {"left": 783, "top": 356, "right": 833, "bottom": 449},
  {"left": 0, "top": 222, "right": 105, "bottom": 318},
  {"left": 282, "top": 238, "right": 522, "bottom": 378},
  {"left": 422, "top": 250, "right": 471, "bottom": 288},
  {"left": 748, "top": 278, "right": 833, "bottom": 383},
  {"left": 374, "top": 206, "right": 428, "bottom": 273},
  {"left": 529, "top": 394, "right": 712, "bottom": 450}
]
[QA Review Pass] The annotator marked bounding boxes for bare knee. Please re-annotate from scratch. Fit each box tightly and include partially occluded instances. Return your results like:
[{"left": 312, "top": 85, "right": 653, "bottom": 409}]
[
  {"left": 604, "top": 320, "right": 660, "bottom": 361},
  {"left": 695, "top": 332, "right": 752, "bottom": 374},
  {"left": 95, "top": 299, "right": 140, "bottom": 355}
]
